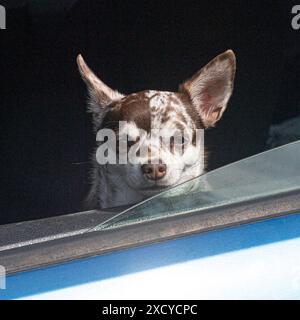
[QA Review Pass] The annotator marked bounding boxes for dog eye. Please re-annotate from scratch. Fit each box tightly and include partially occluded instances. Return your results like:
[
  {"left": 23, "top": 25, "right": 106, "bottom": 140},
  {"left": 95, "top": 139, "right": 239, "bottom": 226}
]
[
  {"left": 169, "top": 134, "right": 190, "bottom": 153},
  {"left": 127, "top": 137, "right": 140, "bottom": 148},
  {"left": 171, "top": 135, "right": 189, "bottom": 146},
  {"left": 127, "top": 141, "right": 135, "bottom": 148}
]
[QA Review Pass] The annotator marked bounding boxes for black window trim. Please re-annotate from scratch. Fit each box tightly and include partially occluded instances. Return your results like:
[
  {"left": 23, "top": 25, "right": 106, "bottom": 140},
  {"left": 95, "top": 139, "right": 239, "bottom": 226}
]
[{"left": 1, "top": 188, "right": 300, "bottom": 275}]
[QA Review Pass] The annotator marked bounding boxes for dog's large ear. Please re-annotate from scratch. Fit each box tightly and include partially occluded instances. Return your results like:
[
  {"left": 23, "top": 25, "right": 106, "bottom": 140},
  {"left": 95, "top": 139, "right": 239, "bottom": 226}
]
[
  {"left": 77, "top": 54, "right": 124, "bottom": 116},
  {"left": 179, "top": 50, "right": 236, "bottom": 128}
]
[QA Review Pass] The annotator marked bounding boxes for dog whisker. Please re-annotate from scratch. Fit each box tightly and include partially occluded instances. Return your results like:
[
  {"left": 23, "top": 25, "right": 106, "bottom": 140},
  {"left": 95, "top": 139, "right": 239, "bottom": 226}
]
[{"left": 71, "top": 161, "right": 89, "bottom": 165}]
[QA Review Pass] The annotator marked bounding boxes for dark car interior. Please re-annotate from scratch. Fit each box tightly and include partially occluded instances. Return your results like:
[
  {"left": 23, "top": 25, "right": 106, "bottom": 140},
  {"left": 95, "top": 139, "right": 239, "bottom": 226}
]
[{"left": 1, "top": 0, "right": 300, "bottom": 225}]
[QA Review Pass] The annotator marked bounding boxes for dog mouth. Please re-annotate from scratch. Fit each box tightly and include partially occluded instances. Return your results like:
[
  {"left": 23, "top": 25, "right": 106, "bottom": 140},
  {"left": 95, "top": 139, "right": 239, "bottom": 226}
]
[{"left": 139, "top": 184, "right": 170, "bottom": 192}]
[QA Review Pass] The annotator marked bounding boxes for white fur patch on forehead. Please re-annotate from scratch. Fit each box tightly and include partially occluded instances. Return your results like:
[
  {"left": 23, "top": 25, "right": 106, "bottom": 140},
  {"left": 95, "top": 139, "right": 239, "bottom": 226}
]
[
  {"left": 145, "top": 91, "right": 193, "bottom": 131},
  {"left": 144, "top": 90, "right": 158, "bottom": 99},
  {"left": 148, "top": 91, "right": 172, "bottom": 110}
]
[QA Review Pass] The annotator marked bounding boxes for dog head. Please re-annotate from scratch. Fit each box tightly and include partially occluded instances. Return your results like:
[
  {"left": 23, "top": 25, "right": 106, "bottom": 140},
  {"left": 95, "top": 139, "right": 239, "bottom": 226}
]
[{"left": 77, "top": 50, "right": 236, "bottom": 195}]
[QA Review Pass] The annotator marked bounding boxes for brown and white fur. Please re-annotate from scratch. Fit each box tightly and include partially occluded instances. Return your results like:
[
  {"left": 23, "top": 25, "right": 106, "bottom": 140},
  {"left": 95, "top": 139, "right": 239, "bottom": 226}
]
[{"left": 77, "top": 50, "right": 236, "bottom": 209}]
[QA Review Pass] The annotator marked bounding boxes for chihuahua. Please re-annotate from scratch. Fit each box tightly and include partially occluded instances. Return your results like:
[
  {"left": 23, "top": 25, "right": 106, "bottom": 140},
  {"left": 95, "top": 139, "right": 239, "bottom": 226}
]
[{"left": 77, "top": 50, "right": 236, "bottom": 208}]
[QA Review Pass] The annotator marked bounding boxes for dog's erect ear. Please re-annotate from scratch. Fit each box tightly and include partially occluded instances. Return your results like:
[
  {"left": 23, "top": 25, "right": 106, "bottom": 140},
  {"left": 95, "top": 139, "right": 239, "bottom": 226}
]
[
  {"left": 77, "top": 54, "right": 124, "bottom": 112},
  {"left": 179, "top": 50, "right": 236, "bottom": 128}
]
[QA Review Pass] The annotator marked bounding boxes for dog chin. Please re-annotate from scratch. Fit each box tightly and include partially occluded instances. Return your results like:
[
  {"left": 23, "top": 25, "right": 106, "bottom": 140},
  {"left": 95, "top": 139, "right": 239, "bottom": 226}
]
[
  {"left": 126, "top": 175, "right": 182, "bottom": 196},
  {"left": 138, "top": 186, "right": 170, "bottom": 196},
  {"left": 137, "top": 181, "right": 178, "bottom": 195}
]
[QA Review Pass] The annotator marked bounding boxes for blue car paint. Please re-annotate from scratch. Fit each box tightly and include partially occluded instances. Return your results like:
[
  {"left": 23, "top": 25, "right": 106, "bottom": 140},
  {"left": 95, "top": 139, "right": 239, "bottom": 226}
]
[{"left": 1, "top": 212, "right": 300, "bottom": 299}]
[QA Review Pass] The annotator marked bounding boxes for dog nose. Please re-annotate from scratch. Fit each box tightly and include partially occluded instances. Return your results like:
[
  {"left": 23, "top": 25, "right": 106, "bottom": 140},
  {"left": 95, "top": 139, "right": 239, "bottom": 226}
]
[{"left": 141, "top": 163, "right": 167, "bottom": 180}]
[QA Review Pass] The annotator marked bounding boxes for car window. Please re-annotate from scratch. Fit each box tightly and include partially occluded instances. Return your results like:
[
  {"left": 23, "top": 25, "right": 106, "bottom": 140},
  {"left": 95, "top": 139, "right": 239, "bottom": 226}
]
[
  {"left": 2, "top": 1, "right": 300, "bottom": 228},
  {"left": 91, "top": 140, "right": 300, "bottom": 231}
]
